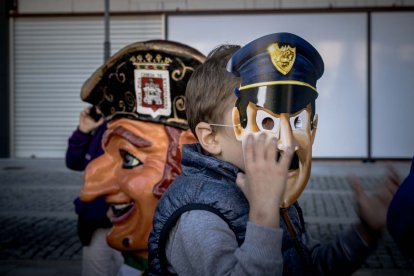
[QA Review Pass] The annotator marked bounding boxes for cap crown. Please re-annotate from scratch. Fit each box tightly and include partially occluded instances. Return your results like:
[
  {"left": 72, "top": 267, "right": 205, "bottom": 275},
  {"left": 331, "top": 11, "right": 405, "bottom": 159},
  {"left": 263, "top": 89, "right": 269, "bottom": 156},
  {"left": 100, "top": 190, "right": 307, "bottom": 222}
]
[{"left": 227, "top": 32, "right": 324, "bottom": 114}]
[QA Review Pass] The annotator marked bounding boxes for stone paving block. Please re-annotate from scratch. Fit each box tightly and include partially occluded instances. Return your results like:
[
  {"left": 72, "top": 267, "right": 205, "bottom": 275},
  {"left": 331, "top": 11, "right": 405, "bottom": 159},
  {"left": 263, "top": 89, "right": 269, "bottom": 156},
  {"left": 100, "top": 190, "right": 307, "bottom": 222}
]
[
  {"left": 0, "top": 187, "right": 79, "bottom": 213},
  {"left": 0, "top": 171, "right": 83, "bottom": 187},
  {"left": 0, "top": 216, "right": 81, "bottom": 261},
  {"left": 307, "top": 222, "right": 414, "bottom": 270},
  {"left": 307, "top": 175, "right": 383, "bottom": 191}
]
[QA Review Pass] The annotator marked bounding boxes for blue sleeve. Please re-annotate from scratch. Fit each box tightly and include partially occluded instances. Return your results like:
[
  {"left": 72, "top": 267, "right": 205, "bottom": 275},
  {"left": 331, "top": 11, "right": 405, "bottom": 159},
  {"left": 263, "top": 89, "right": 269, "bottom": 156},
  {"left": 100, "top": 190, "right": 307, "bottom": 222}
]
[
  {"left": 309, "top": 225, "right": 377, "bottom": 275},
  {"left": 387, "top": 157, "right": 414, "bottom": 258},
  {"left": 65, "top": 128, "right": 93, "bottom": 171}
]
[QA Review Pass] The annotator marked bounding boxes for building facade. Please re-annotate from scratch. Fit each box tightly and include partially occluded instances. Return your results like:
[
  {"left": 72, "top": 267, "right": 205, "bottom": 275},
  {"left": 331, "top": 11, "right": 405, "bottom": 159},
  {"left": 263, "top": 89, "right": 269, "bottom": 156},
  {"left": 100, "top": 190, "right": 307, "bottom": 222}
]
[{"left": 2, "top": 0, "right": 414, "bottom": 159}]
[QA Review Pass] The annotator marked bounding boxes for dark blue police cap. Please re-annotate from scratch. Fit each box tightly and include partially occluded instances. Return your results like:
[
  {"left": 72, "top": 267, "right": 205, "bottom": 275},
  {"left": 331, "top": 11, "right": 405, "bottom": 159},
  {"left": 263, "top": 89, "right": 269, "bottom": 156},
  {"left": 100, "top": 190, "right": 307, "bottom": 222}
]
[{"left": 227, "top": 32, "right": 324, "bottom": 115}]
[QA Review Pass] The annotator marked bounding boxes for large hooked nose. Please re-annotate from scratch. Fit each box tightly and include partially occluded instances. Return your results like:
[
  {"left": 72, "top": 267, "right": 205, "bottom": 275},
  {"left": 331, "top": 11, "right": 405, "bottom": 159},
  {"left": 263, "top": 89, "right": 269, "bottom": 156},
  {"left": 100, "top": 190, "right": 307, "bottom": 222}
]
[
  {"left": 80, "top": 154, "right": 120, "bottom": 202},
  {"left": 277, "top": 114, "right": 299, "bottom": 152}
]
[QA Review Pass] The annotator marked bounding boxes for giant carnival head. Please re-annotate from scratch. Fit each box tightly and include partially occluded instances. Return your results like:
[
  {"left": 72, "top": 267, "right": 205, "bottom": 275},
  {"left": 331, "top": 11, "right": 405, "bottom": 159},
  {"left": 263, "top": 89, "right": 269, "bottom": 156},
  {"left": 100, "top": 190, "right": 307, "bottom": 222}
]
[
  {"left": 79, "top": 40, "right": 205, "bottom": 257},
  {"left": 227, "top": 33, "right": 324, "bottom": 208}
]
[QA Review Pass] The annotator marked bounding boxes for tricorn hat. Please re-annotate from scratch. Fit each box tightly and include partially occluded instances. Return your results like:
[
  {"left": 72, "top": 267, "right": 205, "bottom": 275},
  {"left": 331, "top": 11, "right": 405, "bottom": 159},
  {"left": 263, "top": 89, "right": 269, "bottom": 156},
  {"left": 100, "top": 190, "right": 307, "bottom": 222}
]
[{"left": 81, "top": 40, "right": 205, "bottom": 129}]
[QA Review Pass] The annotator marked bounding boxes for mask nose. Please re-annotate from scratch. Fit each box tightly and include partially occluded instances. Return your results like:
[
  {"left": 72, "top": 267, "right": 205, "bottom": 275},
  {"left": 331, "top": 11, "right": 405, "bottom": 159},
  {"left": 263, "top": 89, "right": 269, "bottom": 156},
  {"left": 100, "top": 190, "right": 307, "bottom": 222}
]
[
  {"left": 80, "top": 154, "right": 119, "bottom": 202},
  {"left": 277, "top": 114, "right": 299, "bottom": 152}
]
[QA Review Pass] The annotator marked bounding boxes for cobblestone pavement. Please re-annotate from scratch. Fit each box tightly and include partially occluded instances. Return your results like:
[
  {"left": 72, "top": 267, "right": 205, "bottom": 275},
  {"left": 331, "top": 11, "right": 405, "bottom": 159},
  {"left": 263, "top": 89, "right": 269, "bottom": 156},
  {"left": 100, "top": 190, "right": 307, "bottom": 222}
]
[{"left": 0, "top": 158, "right": 413, "bottom": 276}]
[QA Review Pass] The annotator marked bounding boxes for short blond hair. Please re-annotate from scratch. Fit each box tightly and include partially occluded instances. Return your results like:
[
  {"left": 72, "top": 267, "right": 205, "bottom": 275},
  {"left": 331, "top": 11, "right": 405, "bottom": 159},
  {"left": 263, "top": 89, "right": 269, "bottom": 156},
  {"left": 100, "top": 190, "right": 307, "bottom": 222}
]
[{"left": 185, "top": 45, "right": 240, "bottom": 137}]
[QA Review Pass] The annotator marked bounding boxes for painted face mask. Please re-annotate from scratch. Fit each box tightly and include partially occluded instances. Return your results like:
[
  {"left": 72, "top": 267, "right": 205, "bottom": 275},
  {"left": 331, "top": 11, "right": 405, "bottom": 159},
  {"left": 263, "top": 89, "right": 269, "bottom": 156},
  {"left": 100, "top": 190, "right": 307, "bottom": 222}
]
[
  {"left": 227, "top": 32, "right": 324, "bottom": 208},
  {"left": 81, "top": 118, "right": 195, "bottom": 255},
  {"left": 79, "top": 40, "right": 204, "bottom": 263}
]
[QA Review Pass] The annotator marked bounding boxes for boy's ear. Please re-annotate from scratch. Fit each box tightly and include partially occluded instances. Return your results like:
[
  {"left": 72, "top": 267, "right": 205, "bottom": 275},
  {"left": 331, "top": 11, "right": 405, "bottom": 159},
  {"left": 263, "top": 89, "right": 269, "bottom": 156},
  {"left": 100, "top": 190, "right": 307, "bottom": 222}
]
[
  {"left": 195, "top": 122, "right": 221, "bottom": 155},
  {"left": 311, "top": 113, "right": 318, "bottom": 145},
  {"left": 232, "top": 107, "right": 244, "bottom": 141}
]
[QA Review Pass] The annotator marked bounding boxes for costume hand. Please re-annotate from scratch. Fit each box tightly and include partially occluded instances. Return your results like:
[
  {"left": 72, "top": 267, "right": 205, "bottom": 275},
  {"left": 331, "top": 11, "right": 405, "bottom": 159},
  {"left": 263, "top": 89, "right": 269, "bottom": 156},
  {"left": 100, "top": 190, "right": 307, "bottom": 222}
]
[
  {"left": 351, "top": 166, "right": 400, "bottom": 232},
  {"left": 236, "top": 132, "right": 293, "bottom": 228},
  {"left": 78, "top": 106, "right": 105, "bottom": 134}
]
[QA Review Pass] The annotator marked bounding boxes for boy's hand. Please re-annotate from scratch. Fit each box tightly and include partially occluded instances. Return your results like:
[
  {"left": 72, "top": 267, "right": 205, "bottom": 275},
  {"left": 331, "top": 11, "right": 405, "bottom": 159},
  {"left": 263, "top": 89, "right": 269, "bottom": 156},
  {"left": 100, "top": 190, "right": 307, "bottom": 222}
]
[
  {"left": 79, "top": 107, "right": 105, "bottom": 134},
  {"left": 236, "top": 132, "right": 293, "bottom": 229},
  {"left": 350, "top": 167, "right": 400, "bottom": 243}
]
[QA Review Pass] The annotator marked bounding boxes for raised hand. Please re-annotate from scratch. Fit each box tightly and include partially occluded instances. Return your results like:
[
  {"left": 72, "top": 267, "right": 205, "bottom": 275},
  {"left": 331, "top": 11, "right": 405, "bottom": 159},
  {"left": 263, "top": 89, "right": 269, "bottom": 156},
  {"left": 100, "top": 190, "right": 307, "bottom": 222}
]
[
  {"left": 350, "top": 166, "right": 401, "bottom": 243},
  {"left": 236, "top": 132, "right": 293, "bottom": 229},
  {"left": 78, "top": 106, "right": 105, "bottom": 134}
]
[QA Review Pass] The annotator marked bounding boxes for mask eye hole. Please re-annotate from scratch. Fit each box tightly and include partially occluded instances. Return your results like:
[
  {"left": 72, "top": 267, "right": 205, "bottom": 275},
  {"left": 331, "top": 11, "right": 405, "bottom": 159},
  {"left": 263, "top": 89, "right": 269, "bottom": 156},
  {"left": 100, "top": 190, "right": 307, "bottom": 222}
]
[
  {"left": 294, "top": 117, "right": 302, "bottom": 129},
  {"left": 261, "top": 117, "right": 274, "bottom": 130},
  {"left": 290, "top": 109, "right": 308, "bottom": 130},
  {"left": 256, "top": 110, "right": 280, "bottom": 133}
]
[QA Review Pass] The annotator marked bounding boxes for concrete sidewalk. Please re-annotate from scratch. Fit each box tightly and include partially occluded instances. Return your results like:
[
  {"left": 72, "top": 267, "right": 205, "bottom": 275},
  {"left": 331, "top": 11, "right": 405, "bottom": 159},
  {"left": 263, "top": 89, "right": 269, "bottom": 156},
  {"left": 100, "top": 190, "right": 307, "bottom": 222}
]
[
  {"left": 0, "top": 158, "right": 413, "bottom": 275},
  {"left": 0, "top": 260, "right": 81, "bottom": 276}
]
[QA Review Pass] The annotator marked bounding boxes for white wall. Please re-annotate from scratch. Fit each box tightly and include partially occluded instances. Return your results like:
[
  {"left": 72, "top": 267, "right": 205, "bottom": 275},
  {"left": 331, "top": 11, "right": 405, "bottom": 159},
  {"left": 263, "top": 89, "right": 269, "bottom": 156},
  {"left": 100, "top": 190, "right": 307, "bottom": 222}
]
[
  {"left": 371, "top": 12, "right": 414, "bottom": 158},
  {"left": 17, "top": 0, "right": 414, "bottom": 14}
]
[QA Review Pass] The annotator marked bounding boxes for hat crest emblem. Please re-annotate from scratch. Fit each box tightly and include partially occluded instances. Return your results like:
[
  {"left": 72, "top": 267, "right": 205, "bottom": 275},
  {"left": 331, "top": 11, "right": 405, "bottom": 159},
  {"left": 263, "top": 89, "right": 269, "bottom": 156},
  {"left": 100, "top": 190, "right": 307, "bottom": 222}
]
[{"left": 267, "top": 43, "right": 296, "bottom": 75}]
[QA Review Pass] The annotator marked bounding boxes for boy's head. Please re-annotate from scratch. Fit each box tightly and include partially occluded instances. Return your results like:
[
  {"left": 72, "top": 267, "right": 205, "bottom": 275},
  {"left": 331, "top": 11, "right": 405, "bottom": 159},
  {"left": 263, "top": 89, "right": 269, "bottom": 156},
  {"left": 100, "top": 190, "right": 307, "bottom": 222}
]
[
  {"left": 227, "top": 33, "right": 324, "bottom": 207},
  {"left": 186, "top": 44, "right": 247, "bottom": 169},
  {"left": 186, "top": 45, "right": 241, "bottom": 136},
  {"left": 186, "top": 44, "right": 247, "bottom": 168}
]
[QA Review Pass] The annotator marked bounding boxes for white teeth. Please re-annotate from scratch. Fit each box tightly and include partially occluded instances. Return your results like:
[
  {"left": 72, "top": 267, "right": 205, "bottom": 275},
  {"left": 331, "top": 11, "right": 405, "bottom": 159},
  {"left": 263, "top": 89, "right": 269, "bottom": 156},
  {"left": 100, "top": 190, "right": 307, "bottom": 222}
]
[{"left": 112, "top": 203, "right": 133, "bottom": 210}]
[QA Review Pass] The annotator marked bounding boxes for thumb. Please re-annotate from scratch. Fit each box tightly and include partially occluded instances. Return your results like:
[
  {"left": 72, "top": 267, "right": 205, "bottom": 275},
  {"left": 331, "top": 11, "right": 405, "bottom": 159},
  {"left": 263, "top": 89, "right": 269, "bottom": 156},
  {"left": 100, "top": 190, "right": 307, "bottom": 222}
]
[
  {"left": 236, "top": 172, "right": 247, "bottom": 192},
  {"left": 95, "top": 117, "right": 105, "bottom": 127},
  {"left": 97, "top": 116, "right": 105, "bottom": 125}
]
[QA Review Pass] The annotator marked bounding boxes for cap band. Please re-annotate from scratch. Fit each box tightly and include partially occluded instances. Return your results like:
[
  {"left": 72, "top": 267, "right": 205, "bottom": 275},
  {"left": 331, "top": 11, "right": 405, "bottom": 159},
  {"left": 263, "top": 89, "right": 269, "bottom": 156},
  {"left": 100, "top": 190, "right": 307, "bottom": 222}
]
[{"left": 239, "top": 80, "right": 317, "bottom": 93}]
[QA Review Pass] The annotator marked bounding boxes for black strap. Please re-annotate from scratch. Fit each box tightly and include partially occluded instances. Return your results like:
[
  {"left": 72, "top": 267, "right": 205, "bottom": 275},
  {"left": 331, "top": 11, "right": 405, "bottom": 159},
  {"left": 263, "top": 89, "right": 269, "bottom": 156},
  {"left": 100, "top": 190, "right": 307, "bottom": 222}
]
[{"left": 281, "top": 207, "right": 316, "bottom": 276}]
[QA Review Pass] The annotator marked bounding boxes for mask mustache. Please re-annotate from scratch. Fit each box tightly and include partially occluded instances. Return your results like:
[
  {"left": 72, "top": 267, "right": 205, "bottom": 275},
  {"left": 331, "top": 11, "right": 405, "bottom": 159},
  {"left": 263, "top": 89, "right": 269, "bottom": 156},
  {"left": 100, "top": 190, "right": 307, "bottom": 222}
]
[{"left": 276, "top": 151, "right": 299, "bottom": 170}]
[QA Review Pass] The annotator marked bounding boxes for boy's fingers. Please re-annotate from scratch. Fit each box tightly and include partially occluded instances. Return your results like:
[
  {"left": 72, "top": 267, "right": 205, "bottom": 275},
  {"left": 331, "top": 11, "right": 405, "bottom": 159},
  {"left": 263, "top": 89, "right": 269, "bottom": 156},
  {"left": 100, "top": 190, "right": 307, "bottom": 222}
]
[
  {"left": 279, "top": 147, "right": 293, "bottom": 170},
  {"left": 236, "top": 172, "right": 247, "bottom": 192},
  {"left": 243, "top": 134, "right": 254, "bottom": 164},
  {"left": 267, "top": 137, "right": 278, "bottom": 163},
  {"left": 255, "top": 132, "right": 267, "bottom": 161}
]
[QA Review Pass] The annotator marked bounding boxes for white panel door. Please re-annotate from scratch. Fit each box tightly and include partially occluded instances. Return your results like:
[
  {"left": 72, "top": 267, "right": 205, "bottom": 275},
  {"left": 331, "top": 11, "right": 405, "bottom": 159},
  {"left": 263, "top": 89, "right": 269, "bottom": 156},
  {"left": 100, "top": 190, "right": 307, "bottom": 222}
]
[
  {"left": 371, "top": 12, "right": 414, "bottom": 158},
  {"left": 168, "top": 13, "right": 368, "bottom": 158},
  {"left": 13, "top": 15, "right": 164, "bottom": 158}
]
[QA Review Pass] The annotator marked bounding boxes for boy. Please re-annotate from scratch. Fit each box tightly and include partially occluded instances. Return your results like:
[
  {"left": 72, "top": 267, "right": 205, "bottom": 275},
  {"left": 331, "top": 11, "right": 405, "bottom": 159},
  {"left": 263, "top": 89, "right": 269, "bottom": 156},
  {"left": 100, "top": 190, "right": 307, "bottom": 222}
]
[{"left": 149, "top": 34, "right": 395, "bottom": 275}]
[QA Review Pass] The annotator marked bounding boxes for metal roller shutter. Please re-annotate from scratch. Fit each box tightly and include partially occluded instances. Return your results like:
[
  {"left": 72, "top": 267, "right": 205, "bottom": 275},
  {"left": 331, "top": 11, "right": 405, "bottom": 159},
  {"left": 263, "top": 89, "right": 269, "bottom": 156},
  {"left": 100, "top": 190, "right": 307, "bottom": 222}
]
[{"left": 13, "top": 15, "right": 164, "bottom": 158}]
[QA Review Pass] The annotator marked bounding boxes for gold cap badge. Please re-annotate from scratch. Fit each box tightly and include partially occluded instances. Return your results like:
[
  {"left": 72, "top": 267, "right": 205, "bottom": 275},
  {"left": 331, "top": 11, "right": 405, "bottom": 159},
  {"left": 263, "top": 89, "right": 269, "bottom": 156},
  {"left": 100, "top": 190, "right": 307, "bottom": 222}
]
[{"left": 267, "top": 43, "right": 296, "bottom": 75}]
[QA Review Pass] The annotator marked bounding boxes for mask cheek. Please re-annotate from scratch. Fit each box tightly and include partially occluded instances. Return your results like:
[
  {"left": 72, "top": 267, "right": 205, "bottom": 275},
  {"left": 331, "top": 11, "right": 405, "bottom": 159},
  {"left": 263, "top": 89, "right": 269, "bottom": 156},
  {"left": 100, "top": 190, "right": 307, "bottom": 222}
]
[
  {"left": 232, "top": 107, "right": 246, "bottom": 141},
  {"left": 234, "top": 127, "right": 248, "bottom": 141},
  {"left": 232, "top": 106, "right": 263, "bottom": 141},
  {"left": 233, "top": 117, "right": 258, "bottom": 141}
]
